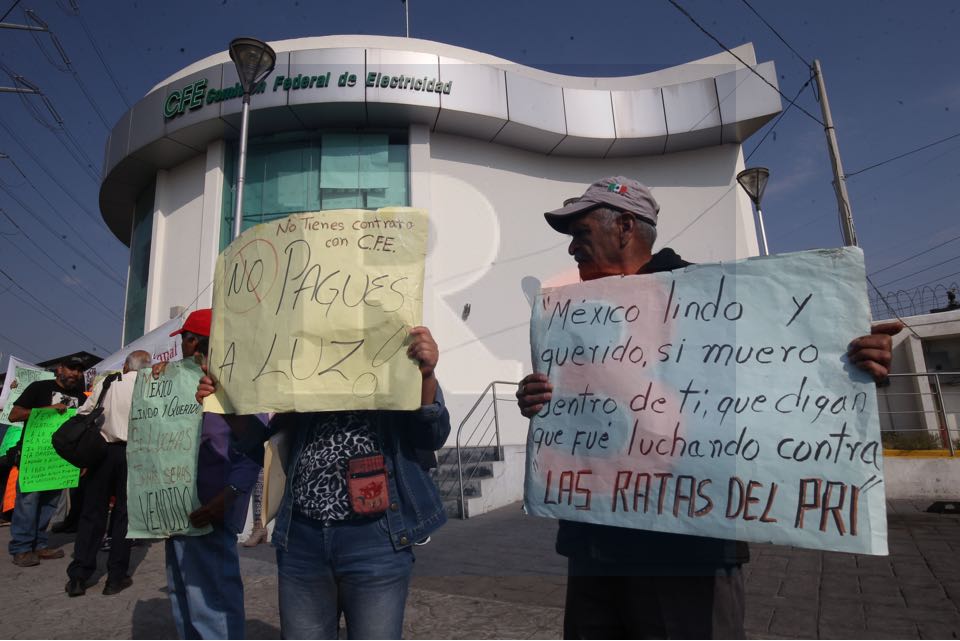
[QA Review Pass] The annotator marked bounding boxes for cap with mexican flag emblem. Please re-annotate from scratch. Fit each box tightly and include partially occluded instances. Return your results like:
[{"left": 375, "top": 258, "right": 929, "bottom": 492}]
[{"left": 544, "top": 175, "right": 659, "bottom": 234}]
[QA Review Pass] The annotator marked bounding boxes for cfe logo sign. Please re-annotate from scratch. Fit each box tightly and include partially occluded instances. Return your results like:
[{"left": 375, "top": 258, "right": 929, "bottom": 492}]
[
  {"left": 162, "top": 68, "right": 457, "bottom": 120},
  {"left": 163, "top": 77, "right": 267, "bottom": 120},
  {"left": 164, "top": 79, "right": 207, "bottom": 119}
]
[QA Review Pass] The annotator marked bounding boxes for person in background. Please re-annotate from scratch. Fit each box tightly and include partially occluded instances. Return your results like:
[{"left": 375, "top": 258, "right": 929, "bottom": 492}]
[
  {"left": 159, "top": 309, "right": 261, "bottom": 639},
  {"left": 515, "top": 176, "right": 902, "bottom": 639},
  {"left": 7, "top": 356, "right": 87, "bottom": 567},
  {"left": 0, "top": 423, "right": 14, "bottom": 526},
  {"left": 65, "top": 350, "right": 151, "bottom": 597}
]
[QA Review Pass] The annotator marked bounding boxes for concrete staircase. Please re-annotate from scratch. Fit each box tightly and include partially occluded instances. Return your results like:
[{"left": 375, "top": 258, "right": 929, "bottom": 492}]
[{"left": 432, "top": 445, "right": 526, "bottom": 518}]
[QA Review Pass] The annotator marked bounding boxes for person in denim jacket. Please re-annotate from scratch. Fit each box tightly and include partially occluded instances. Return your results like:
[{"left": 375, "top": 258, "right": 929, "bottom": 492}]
[{"left": 197, "top": 325, "right": 449, "bottom": 639}]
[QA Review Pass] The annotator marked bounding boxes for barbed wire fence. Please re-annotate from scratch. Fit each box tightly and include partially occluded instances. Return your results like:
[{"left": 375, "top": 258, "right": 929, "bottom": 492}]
[{"left": 870, "top": 281, "right": 960, "bottom": 320}]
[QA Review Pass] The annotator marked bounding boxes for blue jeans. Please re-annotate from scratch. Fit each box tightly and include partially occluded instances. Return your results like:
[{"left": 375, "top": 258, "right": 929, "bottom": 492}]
[
  {"left": 8, "top": 482, "right": 61, "bottom": 555},
  {"left": 277, "top": 513, "right": 414, "bottom": 639},
  {"left": 165, "top": 526, "right": 244, "bottom": 639}
]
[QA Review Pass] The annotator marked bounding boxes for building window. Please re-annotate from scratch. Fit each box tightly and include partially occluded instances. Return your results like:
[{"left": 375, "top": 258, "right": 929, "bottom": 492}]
[
  {"left": 123, "top": 182, "right": 155, "bottom": 344},
  {"left": 221, "top": 131, "right": 409, "bottom": 250}
]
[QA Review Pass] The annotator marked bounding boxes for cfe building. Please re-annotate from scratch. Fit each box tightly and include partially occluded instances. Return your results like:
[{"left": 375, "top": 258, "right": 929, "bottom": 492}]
[{"left": 99, "top": 35, "right": 781, "bottom": 474}]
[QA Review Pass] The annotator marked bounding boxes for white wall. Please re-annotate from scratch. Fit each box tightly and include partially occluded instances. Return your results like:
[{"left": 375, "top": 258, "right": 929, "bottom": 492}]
[
  {"left": 142, "top": 129, "right": 757, "bottom": 446},
  {"left": 144, "top": 143, "right": 224, "bottom": 333}
]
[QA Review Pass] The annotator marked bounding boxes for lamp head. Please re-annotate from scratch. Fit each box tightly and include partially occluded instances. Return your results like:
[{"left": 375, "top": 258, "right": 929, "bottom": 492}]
[
  {"left": 229, "top": 37, "right": 277, "bottom": 96},
  {"left": 736, "top": 167, "right": 770, "bottom": 207}
]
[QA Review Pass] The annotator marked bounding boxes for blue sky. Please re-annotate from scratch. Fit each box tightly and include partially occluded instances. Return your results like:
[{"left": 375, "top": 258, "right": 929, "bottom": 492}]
[{"left": 1, "top": 0, "right": 958, "bottom": 371}]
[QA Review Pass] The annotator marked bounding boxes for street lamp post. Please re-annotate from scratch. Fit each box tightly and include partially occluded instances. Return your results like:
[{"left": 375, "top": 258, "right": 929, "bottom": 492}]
[
  {"left": 736, "top": 167, "right": 771, "bottom": 256},
  {"left": 228, "top": 37, "right": 276, "bottom": 240}
]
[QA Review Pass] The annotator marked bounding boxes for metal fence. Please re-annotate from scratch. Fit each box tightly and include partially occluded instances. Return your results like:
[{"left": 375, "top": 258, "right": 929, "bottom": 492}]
[{"left": 878, "top": 371, "right": 960, "bottom": 455}]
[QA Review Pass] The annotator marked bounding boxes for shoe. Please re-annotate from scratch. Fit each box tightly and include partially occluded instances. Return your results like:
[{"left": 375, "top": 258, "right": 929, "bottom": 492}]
[
  {"left": 65, "top": 578, "right": 86, "bottom": 597},
  {"left": 414, "top": 536, "right": 431, "bottom": 546},
  {"left": 243, "top": 525, "right": 268, "bottom": 547},
  {"left": 0, "top": 519, "right": 10, "bottom": 527},
  {"left": 11, "top": 551, "right": 39, "bottom": 567},
  {"left": 102, "top": 576, "right": 133, "bottom": 595},
  {"left": 100, "top": 536, "right": 112, "bottom": 552},
  {"left": 36, "top": 547, "right": 65, "bottom": 560}
]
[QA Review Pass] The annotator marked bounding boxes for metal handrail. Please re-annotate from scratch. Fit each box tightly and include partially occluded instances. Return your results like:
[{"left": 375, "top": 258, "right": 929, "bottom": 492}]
[
  {"left": 456, "top": 380, "right": 518, "bottom": 518},
  {"left": 879, "top": 371, "right": 959, "bottom": 456},
  {"left": 885, "top": 372, "right": 960, "bottom": 376}
]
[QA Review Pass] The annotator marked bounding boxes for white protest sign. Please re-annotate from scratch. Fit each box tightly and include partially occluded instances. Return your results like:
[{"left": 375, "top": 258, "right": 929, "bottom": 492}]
[
  {"left": 524, "top": 248, "right": 887, "bottom": 555},
  {"left": 0, "top": 357, "right": 53, "bottom": 425}
]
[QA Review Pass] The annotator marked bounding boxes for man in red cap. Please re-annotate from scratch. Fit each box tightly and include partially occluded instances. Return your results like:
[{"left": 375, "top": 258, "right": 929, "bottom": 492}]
[
  {"left": 168, "top": 308, "right": 212, "bottom": 361},
  {"left": 161, "top": 308, "right": 260, "bottom": 639},
  {"left": 516, "top": 176, "right": 902, "bottom": 639}
]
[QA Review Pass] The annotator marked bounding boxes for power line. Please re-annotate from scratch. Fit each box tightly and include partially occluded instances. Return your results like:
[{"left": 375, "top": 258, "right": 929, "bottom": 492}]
[
  {"left": 9, "top": 91, "right": 100, "bottom": 182},
  {"left": 739, "top": 0, "right": 811, "bottom": 68},
  {"left": 7, "top": 284, "right": 109, "bottom": 355},
  {"left": 0, "top": 118, "right": 101, "bottom": 218},
  {"left": 0, "top": 186, "right": 123, "bottom": 287},
  {"left": 0, "top": 0, "right": 21, "bottom": 22},
  {"left": 0, "top": 234, "right": 122, "bottom": 327},
  {"left": 0, "top": 211, "right": 123, "bottom": 321},
  {"left": 904, "top": 268, "right": 960, "bottom": 293},
  {"left": 687, "top": 67, "right": 752, "bottom": 132},
  {"left": 0, "top": 227, "right": 117, "bottom": 316},
  {"left": 23, "top": 9, "right": 112, "bottom": 130},
  {"left": 0, "top": 291, "right": 47, "bottom": 362},
  {"left": 0, "top": 327, "right": 44, "bottom": 362},
  {"left": 868, "top": 234, "right": 960, "bottom": 276},
  {"left": 845, "top": 131, "right": 960, "bottom": 179},
  {"left": 0, "top": 156, "right": 122, "bottom": 274},
  {"left": 0, "top": 268, "right": 111, "bottom": 353},
  {"left": 0, "top": 62, "right": 101, "bottom": 182},
  {"left": 876, "top": 254, "right": 960, "bottom": 289},
  {"left": 665, "top": 0, "right": 825, "bottom": 127},
  {"left": 59, "top": 0, "right": 131, "bottom": 109},
  {"left": 745, "top": 75, "right": 814, "bottom": 161}
]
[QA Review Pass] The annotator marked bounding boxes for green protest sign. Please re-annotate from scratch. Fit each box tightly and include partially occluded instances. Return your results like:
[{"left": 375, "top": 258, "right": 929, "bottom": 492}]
[
  {"left": 126, "top": 358, "right": 211, "bottom": 538},
  {"left": 18, "top": 409, "right": 80, "bottom": 493},
  {"left": 0, "top": 425, "right": 22, "bottom": 455}
]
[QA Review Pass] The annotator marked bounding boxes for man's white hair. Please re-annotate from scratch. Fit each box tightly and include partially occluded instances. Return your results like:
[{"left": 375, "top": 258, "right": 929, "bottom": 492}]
[{"left": 124, "top": 351, "right": 151, "bottom": 371}]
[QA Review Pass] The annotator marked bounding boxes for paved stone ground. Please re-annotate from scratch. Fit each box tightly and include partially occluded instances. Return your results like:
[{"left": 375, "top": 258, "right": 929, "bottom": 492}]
[{"left": 0, "top": 499, "right": 957, "bottom": 639}]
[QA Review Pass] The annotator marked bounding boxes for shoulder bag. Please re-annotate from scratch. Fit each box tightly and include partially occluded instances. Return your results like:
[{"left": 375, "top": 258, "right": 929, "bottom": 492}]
[{"left": 51, "top": 372, "right": 121, "bottom": 468}]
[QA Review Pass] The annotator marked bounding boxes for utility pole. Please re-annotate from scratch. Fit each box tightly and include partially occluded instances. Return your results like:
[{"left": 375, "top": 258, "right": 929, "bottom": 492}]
[
  {"left": 403, "top": 0, "right": 410, "bottom": 37},
  {"left": 812, "top": 59, "right": 858, "bottom": 247}
]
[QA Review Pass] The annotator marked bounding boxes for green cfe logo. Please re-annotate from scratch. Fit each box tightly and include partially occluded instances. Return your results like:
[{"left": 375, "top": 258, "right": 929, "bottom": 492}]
[{"left": 164, "top": 79, "right": 208, "bottom": 119}]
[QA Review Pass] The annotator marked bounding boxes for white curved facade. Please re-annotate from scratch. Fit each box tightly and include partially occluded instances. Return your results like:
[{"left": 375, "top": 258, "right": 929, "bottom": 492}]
[{"left": 101, "top": 36, "right": 781, "bottom": 445}]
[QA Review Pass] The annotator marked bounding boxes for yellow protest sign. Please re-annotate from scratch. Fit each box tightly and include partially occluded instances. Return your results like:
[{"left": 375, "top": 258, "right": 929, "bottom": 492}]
[{"left": 207, "top": 208, "right": 427, "bottom": 415}]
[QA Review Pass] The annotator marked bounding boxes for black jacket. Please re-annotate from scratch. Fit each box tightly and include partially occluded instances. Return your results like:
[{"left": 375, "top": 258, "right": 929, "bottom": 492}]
[{"left": 555, "top": 247, "right": 750, "bottom": 568}]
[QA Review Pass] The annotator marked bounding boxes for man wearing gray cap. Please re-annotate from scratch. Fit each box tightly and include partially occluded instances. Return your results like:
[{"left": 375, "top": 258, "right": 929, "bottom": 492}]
[{"left": 516, "top": 176, "right": 900, "bottom": 638}]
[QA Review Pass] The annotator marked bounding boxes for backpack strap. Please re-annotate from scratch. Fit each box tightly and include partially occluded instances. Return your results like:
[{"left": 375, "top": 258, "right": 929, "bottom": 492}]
[{"left": 94, "top": 372, "right": 123, "bottom": 409}]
